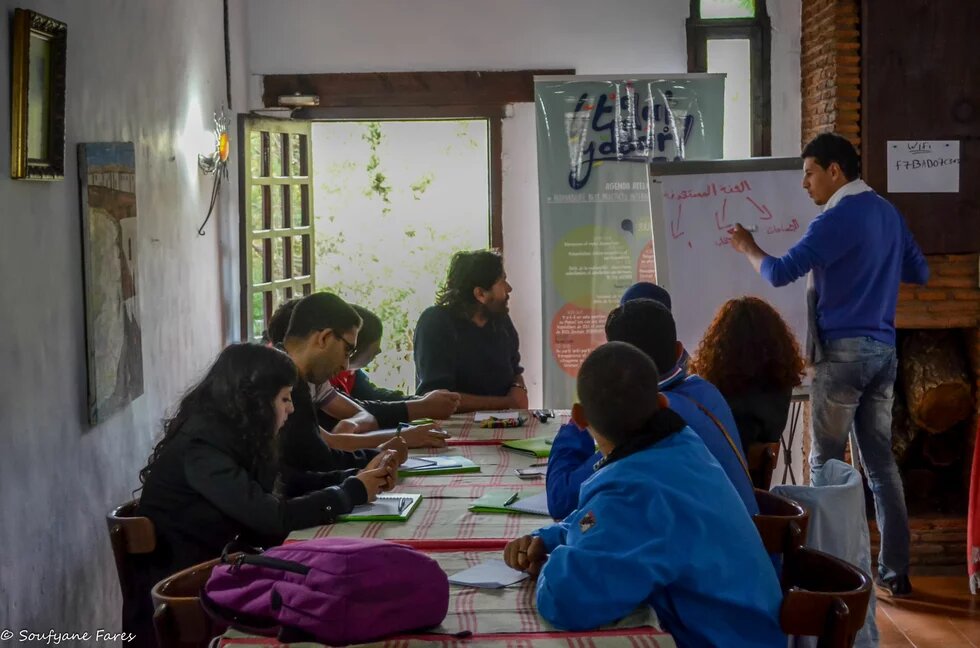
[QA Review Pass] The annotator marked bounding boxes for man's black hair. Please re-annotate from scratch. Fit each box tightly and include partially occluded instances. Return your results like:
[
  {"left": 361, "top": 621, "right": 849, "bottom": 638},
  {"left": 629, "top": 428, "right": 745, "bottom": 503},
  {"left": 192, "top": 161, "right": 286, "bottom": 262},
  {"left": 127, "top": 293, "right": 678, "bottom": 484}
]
[
  {"left": 577, "top": 341, "right": 661, "bottom": 445},
  {"left": 434, "top": 249, "right": 504, "bottom": 316},
  {"left": 801, "top": 132, "right": 860, "bottom": 181},
  {"left": 284, "top": 292, "right": 361, "bottom": 341},
  {"left": 267, "top": 297, "right": 302, "bottom": 345},
  {"left": 604, "top": 298, "right": 678, "bottom": 376}
]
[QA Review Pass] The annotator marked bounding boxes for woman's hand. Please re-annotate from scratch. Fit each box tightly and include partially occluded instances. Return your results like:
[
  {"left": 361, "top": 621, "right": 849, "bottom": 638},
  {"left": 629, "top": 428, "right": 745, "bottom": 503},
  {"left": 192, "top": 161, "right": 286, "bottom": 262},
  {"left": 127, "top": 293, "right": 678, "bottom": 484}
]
[
  {"left": 377, "top": 436, "right": 409, "bottom": 465},
  {"left": 357, "top": 450, "right": 398, "bottom": 500}
]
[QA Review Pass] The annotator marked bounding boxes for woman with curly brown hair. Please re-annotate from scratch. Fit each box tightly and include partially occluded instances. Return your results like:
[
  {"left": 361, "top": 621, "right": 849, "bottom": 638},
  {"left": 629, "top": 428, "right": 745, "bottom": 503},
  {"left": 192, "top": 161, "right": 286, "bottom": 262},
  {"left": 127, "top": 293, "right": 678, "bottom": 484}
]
[{"left": 690, "top": 297, "right": 805, "bottom": 455}]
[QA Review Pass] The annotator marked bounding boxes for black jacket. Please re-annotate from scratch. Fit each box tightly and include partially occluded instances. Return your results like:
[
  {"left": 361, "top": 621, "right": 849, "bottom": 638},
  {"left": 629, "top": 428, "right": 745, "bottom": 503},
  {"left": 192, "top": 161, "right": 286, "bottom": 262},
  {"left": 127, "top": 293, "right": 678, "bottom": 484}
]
[
  {"left": 132, "top": 412, "right": 367, "bottom": 646},
  {"left": 725, "top": 387, "right": 792, "bottom": 454},
  {"left": 278, "top": 379, "right": 378, "bottom": 472},
  {"left": 137, "top": 412, "right": 367, "bottom": 571}
]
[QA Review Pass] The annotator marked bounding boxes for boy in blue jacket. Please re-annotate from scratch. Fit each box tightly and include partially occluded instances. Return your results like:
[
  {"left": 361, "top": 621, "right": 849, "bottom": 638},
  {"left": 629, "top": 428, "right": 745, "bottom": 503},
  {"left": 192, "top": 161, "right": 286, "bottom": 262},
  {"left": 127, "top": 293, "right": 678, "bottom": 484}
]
[
  {"left": 505, "top": 342, "right": 785, "bottom": 647},
  {"left": 547, "top": 298, "right": 756, "bottom": 518}
]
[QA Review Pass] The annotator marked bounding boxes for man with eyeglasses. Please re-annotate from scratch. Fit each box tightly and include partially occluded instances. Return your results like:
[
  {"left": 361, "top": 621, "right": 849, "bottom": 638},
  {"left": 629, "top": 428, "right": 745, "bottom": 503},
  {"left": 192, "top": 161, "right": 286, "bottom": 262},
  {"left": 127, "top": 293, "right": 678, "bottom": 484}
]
[{"left": 277, "top": 292, "right": 407, "bottom": 476}]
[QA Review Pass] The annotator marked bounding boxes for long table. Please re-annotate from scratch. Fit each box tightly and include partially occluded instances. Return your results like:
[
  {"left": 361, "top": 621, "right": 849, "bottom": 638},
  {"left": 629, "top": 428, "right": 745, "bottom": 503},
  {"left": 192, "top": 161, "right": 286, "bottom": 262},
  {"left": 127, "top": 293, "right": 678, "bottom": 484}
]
[
  {"left": 219, "top": 548, "right": 676, "bottom": 647},
  {"left": 223, "top": 411, "right": 675, "bottom": 647}
]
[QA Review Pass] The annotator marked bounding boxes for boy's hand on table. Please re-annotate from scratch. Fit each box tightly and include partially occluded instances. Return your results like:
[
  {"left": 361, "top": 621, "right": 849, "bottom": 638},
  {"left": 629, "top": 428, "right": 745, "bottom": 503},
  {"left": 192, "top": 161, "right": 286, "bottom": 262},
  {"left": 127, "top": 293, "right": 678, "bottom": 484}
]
[{"left": 504, "top": 535, "right": 547, "bottom": 578}]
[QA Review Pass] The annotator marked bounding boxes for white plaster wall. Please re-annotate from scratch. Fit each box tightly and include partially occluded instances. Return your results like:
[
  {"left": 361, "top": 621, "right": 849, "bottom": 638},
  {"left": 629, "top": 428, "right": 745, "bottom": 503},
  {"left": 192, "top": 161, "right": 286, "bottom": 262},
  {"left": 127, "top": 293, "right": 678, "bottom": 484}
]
[
  {"left": 0, "top": 0, "right": 246, "bottom": 635},
  {"left": 245, "top": 0, "right": 801, "bottom": 407}
]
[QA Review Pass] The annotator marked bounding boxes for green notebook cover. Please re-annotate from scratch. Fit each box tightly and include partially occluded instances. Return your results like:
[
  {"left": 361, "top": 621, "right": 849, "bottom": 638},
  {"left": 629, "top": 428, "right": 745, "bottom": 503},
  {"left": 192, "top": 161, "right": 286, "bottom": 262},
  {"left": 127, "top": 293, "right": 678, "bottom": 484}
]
[
  {"left": 469, "top": 491, "right": 520, "bottom": 513},
  {"left": 470, "top": 491, "right": 551, "bottom": 516},
  {"left": 398, "top": 455, "right": 480, "bottom": 477},
  {"left": 501, "top": 436, "right": 553, "bottom": 458},
  {"left": 337, "top": 493, "right": 422, "bottom": 522}
]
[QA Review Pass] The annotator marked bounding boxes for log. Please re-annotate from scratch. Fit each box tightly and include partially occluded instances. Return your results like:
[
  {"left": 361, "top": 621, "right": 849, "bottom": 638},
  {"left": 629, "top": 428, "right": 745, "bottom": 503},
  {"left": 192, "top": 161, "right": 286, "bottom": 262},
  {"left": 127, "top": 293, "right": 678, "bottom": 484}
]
[
  {"left": 901, "top": 330, "right": 973, "bottom": 434},
  {"left": 890, "top": 396, "right": 919, "bottom": 466}
]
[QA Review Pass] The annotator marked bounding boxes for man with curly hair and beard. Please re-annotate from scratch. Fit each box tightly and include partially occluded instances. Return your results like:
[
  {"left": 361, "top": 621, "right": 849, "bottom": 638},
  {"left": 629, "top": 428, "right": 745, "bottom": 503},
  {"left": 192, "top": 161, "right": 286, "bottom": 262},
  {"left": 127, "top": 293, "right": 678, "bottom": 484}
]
[{"left": 413, "top": 249, "right": 527, "bottom": 413}]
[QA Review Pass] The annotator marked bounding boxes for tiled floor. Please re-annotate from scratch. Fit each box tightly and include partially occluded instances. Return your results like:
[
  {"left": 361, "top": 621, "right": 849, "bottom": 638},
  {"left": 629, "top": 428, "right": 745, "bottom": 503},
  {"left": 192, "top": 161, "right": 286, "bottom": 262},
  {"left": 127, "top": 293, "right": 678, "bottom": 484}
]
[{"left": 877, "top": 576, "right": 979, "bottom": 647}]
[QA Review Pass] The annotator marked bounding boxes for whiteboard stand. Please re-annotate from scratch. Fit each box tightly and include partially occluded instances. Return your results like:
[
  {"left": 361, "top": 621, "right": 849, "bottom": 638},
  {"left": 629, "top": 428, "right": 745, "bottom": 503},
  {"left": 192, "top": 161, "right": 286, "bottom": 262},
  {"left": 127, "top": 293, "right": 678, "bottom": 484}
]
[{"left": 782, "top": 386, "right": 810, "bottom": 486}]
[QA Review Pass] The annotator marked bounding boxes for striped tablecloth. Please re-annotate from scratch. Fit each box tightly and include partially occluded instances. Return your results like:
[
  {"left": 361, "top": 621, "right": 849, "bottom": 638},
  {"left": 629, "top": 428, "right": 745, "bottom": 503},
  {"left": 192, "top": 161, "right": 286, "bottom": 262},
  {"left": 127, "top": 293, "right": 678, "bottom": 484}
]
[
  {"left": 400, "top": 444, "right": 547, "bottom": 487},
  {"left": 438, "top": 411, "right": 570, "bottom": 443},
  {"left": 287, "top": 491, "right": 553, "bottom": 543},
  {"left": 218, "top": 550, "right": 675, "bottom": 647}
]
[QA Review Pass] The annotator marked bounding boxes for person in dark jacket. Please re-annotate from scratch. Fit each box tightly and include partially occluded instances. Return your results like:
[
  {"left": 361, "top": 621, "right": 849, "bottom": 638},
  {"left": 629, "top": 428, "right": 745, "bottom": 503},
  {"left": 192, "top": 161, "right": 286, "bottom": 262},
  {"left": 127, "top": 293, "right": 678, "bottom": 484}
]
[
  {"left": 133, "top": 343, "right": 397, "bottom": 646},
  {"left": 413, "top": 249, "right": 527, "bottom": 412},
  {"left": 331, "top": 305, "right": 461, "bottom": 426},
  {"left": 689, "top": 296, "right": 805, "bottom": 456},
  {"left": 267, "top": 297, "right": 451, "bottom": 450}
]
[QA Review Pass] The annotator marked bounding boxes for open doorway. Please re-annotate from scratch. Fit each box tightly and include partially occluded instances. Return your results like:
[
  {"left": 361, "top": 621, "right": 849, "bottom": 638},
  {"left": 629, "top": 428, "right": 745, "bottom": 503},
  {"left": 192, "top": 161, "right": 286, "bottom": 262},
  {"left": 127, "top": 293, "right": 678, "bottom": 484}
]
[{"left": 311, "top": 119, "right": 491, "bottom": 392}]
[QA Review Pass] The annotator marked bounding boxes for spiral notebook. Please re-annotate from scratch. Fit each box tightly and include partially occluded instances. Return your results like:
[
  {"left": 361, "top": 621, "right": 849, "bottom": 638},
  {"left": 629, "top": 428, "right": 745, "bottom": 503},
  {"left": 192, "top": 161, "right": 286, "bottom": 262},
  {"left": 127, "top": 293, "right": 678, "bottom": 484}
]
[{"left": 337, "top": 493, "right": 422, "bottom": 522}]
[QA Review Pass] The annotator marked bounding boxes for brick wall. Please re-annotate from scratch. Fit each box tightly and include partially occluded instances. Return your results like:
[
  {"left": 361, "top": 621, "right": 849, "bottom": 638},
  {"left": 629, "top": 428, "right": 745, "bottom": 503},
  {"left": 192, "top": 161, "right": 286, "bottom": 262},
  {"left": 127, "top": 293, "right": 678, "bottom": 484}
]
[
  {"left": 800, "top": 0, "right": 861, "bottom": 148},
  {"left": 801, "top": 0, "right": 979, "bottom": 571}
]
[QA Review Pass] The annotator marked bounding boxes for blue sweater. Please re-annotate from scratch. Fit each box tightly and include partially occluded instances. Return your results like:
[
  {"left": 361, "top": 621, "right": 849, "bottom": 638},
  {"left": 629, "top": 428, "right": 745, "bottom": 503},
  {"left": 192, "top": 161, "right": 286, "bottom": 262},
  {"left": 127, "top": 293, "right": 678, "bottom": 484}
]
[
  {"left": 760, "top": 191, "right": 929, "bottom": 346},
  {"left": 546, "top": 371, "right": 757, "bottom": 519},
  {"left": 533, "top": 429, "right": 785, "bottom": 647}
]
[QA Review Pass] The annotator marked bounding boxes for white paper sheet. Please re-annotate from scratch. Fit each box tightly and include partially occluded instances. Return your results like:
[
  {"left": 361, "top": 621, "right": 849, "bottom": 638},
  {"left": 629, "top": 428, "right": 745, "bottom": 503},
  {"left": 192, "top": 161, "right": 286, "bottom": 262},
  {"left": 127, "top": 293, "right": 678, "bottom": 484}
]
[
  {"left": 448, "top": 559, "right": 529, "bottom": 589},
  {"left": 400, "top": 456, "right": 464, "bottom": 471},
  {"left": 886, "top": 140, "right": 960, "bottom": 193}
]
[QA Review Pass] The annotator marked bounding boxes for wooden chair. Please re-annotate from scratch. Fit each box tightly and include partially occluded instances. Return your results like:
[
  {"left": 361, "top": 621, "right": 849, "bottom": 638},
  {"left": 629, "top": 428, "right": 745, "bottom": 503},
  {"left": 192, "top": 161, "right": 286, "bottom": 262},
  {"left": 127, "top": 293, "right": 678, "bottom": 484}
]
[
  {"left": 753, "top": 488, "right": 810, "bottom": 557},
  {"left": 151, "top": 557, "right": 226, "bottom": 648},
  {"left": 747, "top": 442, "right": 780, "bottom": 490},
  {"left": 107, "top": 500, "right": 157, "bottom": 637},
  {"left": 780, "top": 546, "right": 872, "bottom": 648}
]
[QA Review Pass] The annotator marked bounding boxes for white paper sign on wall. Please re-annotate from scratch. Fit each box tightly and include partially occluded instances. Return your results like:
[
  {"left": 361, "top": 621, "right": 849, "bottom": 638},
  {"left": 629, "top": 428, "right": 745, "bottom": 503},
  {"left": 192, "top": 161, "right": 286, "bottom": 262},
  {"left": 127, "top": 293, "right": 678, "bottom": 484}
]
[{"left": 886, "top": 140, "right": 960, "bottom": 193}]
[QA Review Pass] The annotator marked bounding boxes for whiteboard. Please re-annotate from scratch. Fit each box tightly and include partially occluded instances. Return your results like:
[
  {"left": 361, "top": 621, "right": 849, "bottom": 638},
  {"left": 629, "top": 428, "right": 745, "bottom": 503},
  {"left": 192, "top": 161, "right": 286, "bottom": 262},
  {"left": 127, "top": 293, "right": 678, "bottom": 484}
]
[{"left": 648, "top": 158, "right": 816, "bottom": 359}]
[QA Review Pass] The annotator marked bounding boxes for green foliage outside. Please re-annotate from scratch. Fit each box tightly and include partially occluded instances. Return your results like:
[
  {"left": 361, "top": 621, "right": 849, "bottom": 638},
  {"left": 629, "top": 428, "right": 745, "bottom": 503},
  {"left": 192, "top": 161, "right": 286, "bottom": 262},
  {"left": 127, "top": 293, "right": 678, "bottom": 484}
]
[{"left": 312, "top": 120, "right": 490, "bottom": 393}]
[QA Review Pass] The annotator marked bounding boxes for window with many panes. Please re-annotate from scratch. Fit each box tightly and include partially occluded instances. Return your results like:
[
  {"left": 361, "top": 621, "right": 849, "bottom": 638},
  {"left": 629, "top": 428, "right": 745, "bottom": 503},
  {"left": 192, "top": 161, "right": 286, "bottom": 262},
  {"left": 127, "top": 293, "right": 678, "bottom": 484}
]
[
  {"left": 687, "top": 0, "right": 771, "bottom": 158},
  {"left": 240, "top": 118, "right": 315, "bottom": 340}
]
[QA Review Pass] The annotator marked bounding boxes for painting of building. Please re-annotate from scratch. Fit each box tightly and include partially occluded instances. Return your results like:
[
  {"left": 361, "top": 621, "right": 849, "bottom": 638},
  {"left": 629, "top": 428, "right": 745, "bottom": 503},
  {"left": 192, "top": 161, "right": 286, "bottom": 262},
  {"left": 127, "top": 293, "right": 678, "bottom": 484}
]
[{"left": 78, "top": 143, "right": 143, "bottom": 424}]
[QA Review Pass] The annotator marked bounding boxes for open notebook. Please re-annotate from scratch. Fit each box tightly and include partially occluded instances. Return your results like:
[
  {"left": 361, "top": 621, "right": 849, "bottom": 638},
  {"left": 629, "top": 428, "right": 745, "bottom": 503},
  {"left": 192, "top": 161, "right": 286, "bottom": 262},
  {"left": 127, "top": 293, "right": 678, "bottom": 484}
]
[
  {"left": 501, "top": 436, "right": 553, "bottom": 458},
  {"left": 469, "top": 491, "right": 551, "bottom": 516},
  {"left": 338, "top": 493, "right": 422, "bottom": 522},
  {"left": 398, "top": 456, "right": 479, "bottom": 476}
]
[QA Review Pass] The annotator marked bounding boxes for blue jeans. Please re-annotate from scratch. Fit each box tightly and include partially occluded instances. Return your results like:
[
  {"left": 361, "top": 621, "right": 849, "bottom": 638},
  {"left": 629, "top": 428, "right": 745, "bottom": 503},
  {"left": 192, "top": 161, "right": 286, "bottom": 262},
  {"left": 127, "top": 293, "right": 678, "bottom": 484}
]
[{"left": 810, "top": 336, "right": 909, "bottom": 579}]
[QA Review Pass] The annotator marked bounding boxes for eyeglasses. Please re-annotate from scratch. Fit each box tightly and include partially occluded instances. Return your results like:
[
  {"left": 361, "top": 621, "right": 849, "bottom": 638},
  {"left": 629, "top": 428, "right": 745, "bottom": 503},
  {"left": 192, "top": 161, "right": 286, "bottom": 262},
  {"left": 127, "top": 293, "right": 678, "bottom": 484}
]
[{"left": 332, "top": 331, "right": 357, "bottom": 359}]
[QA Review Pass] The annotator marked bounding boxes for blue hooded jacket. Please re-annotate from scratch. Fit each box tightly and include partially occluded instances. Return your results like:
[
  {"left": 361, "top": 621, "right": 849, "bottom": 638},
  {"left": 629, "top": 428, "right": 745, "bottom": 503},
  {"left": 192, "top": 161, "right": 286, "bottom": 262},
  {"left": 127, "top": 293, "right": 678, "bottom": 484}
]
[
  {"left": 546, "top": 365, "right": 756, "bottom": 519},
  {"left": 533, "top": 428, "right": 785, "bottom": 647}
]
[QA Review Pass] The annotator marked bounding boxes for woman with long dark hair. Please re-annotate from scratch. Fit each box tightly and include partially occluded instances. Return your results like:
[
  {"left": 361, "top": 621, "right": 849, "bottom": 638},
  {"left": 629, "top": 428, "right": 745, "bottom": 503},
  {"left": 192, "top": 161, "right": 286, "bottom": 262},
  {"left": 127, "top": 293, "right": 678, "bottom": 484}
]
[
  {"left": 130, "top": 344, "right": 396, "bottom": 642},
  {"left": 690, "top": 297, "right": 806, "bottom": 454}
]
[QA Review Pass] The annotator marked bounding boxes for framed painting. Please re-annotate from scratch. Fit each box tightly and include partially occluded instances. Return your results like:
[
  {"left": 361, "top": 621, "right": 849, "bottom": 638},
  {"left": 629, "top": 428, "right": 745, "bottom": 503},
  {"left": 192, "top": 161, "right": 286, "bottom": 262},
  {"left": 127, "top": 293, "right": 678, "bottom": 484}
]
[
  {"left": 10, "top": 8, "right": 67, "bottom": 180},
  {"left": 78, "top": 143, "right": 144, "bottom": 424}
]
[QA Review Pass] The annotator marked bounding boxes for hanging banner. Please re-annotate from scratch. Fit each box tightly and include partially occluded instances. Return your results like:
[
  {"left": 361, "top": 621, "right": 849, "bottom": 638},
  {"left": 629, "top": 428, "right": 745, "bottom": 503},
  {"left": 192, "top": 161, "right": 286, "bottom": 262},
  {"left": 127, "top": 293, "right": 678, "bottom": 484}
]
[{"left": 536, "top": 74, "right": 724, "bottom": 406}]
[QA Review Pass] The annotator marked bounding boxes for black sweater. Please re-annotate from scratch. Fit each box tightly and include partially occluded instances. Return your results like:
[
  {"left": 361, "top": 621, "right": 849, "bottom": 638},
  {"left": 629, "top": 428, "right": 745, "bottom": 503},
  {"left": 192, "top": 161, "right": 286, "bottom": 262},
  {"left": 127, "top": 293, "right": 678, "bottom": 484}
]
[
  {"left": 137, "top": 412, "right": 367, "bottom": 573},
  {"left": 413, "top": 306, "right": 523, "bottom": 396},
  {"left": 132, "top": 412, "right": 367, "bottom": 646},
  {"left": 725, "top": 387, "right": 793, "bottom": 455},
  {"left": 278, "top": 379, "right": 378, "bottom": 473}
]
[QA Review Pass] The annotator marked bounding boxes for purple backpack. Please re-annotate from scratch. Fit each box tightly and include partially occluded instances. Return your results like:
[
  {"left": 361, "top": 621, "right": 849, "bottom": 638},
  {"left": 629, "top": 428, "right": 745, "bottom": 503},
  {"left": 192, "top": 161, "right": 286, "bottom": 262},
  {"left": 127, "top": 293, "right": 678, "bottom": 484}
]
[{"left": 202, "top": 538, "right": 449, "bottom": 645}]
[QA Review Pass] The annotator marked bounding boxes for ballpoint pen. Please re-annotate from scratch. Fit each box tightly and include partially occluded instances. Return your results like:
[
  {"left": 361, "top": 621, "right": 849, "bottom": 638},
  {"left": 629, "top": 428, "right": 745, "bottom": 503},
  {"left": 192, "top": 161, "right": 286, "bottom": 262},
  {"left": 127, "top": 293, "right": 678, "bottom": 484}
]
[
  {"left": 503, "top": 493, "right": 519, "bottom": 507},
  {"left": 397, "top": 497, "right": 410, "bottom": 514}
]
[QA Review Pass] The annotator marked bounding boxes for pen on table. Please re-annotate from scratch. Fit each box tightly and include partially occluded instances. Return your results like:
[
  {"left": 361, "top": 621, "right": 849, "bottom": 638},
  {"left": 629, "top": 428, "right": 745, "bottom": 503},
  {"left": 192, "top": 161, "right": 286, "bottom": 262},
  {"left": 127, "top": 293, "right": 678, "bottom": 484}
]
[
  {"left": 503, "top": 492, "right": 519, "bottom": 507},
  {"left": 397, "top": 497, "right": 410, "bottom": 514}
]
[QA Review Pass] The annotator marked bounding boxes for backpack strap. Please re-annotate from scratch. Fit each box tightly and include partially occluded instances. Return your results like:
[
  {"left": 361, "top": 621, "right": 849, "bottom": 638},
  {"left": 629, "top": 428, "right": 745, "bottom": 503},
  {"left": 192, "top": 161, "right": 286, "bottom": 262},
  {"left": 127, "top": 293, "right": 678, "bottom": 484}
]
[
  {"left": 669, "top": 393, "right": 752, "bottom": 481},
  {"left": 220, "top": 542, "right": 311, "bottom": 575}
]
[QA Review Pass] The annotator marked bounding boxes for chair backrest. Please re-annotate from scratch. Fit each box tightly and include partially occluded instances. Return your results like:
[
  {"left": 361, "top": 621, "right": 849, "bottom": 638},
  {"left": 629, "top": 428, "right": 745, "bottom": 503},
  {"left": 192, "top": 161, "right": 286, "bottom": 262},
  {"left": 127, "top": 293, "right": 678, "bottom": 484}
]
[
  {"left": 780, "top": 546, "right": 872, "bottom": 648},
  {"left": 106, "top": 500, "right": 156, "bottom": 598},
  {"left": 753, "top": 488, "right": 810, "bottom": 556},
  {"left": 747, "top": 442, "right": 780, "bottom": 489},
  {"left": 151, "top": 556, "right": 226, "bottom": 648}
]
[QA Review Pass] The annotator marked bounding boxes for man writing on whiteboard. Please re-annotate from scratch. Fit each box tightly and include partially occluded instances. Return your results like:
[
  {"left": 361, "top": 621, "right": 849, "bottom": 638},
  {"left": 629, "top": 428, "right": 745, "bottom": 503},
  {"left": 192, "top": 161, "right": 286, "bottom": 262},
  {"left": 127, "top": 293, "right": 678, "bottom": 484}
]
[{"left": 729, "top": 133, "right": 929, "bottom": 598}]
